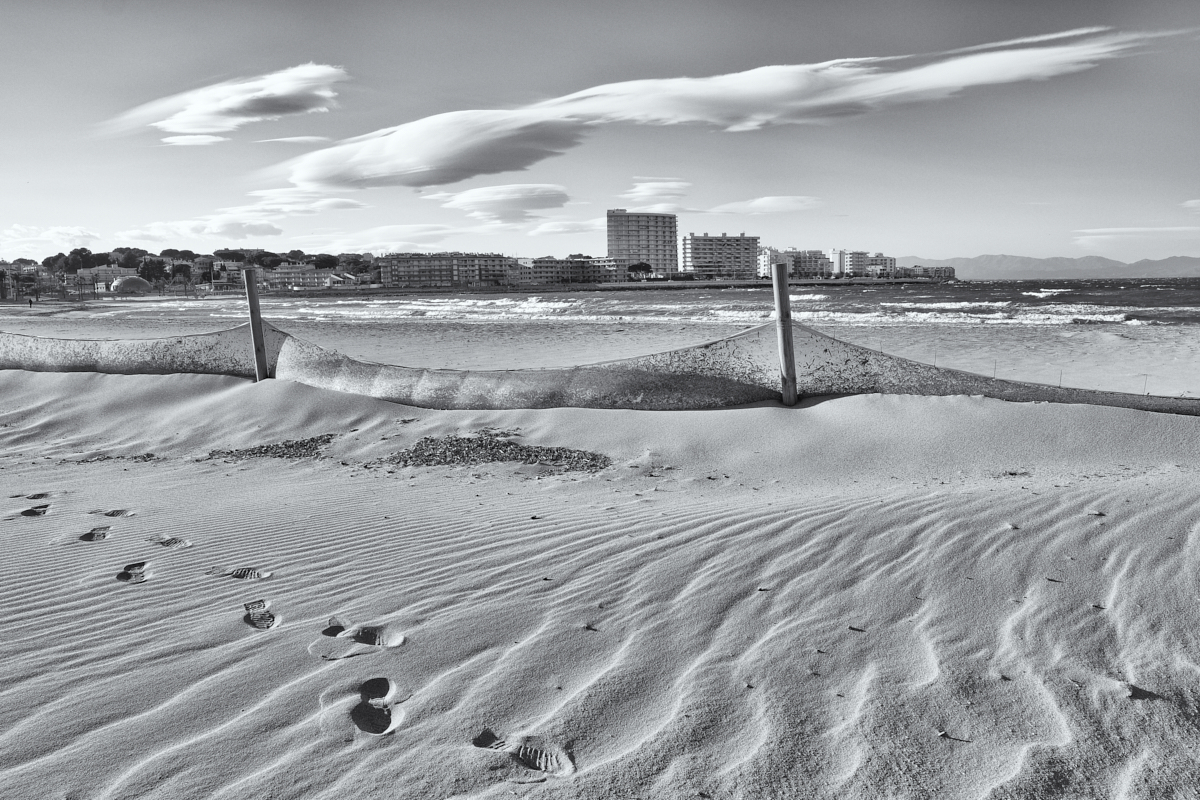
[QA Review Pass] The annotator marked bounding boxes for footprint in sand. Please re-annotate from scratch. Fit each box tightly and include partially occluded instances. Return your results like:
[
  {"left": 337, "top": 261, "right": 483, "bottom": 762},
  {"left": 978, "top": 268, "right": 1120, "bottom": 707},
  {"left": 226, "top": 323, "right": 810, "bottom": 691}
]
[
  {"left": 147, "top": 535, "right": 192, "bottom": 549},
  {"left": 90, "top": 509, "right": 135, "bottom": 518},
  {"left": 244, "top": 599, "right": 278, "bottom": 630},
  {"left": 309, "top": 617, "right": 405, "bottom": 660},
  {"left": 81, "top": 526, "right": 111, "bottom": 542},
  {"left": 351, "top": 677, "right": 404, "bottom": 735},
  {"left": 20, "top": 505, "right": 50, "bottom": 517},
  {"left": 207, "top": 566, "right": 273, "bottom": 580},
  {"left": 117, "top": 562, "right": 149, "bottom": 584},
  {"left": 472, "top": 729, "right": 575, "bottom": 776}
]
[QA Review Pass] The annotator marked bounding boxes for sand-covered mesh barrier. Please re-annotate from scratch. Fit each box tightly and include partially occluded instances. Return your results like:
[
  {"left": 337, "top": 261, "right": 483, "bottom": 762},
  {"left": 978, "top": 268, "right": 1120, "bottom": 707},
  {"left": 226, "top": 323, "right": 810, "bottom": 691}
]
[{"left": 4, "top": 319, "right": 1200, "bottom": 414}]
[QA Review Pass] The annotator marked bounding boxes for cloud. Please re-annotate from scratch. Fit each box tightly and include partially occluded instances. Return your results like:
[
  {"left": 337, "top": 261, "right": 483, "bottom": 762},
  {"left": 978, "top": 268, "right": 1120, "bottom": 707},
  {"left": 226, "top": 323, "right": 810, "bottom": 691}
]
[
  {"left": 282, "top": 28, "right": 1163, "bottom": 189},
  {"left": 1073, "top": 226, "right": 1200, "bottom": 248},
  {"left": 111, "top": 63, "right": 347, "bottom": 135},
  {"left": 115, "top": 188, "right": 368, "bottom": 243},
  {"left": 289, "top": 224, "right": 467, "bottom": 254},
  {"left": 527, "top": 218, "right": 606, "bottom": 236},
  {"left": 707, "top": 195, "right": 822, "bottom": 214},
  {"left": 115, "top": 218, "right": 285, "bottom": 242},
  {"left": 256, "top": 136, "right": 332, "bottom": 144},
  {"left": 287, "top": 110, "right": 586, "bottom": 189},
  {"left": 161, "top": 134, "right": 230, "bottom": 146},
  {"left": 621, "top": 178, "right": 692, "bottom": 204},
  {"left": 424, "top": 183, "right": 570, "bottom": 222},
  {"left": 1184, "top": 200, "right": 1200, "bottom": 212},
  {"left": 0, "top": 225, "right": 100, "bottom": 259}
]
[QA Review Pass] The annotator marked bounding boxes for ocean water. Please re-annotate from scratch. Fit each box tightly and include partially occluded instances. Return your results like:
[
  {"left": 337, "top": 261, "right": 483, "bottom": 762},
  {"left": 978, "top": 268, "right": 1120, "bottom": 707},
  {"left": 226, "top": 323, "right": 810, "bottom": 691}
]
[{"left": 4, "top": 279, "right": 1200, "bottom": 396}]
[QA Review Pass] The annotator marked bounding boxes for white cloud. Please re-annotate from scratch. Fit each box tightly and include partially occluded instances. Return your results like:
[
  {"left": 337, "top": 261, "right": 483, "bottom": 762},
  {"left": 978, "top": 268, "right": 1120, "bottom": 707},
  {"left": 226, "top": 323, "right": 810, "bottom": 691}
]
[
  {"left": 0, "top": 225, "right": 100, "bottom": 259},
  {"left": 527, "top": 218, "right": 606, "bottom": 236},
  {"left": 161, "top": 134, "right": 230, "bottom": 146},
  {"left": 707, "top": 195, "right": 822, "bottom": 214},
  {"left": 287, "top": 109, "right": 586, "bottom": 189},
  {"left": 115, "top": 218, "right": 285, "bottom": 242},
  {"left": 256, "top": 136, "right": 332, "bottom": 144},
  {"left": 424, "top": 184, "right": 570, "bottom": 222},
  {"left": 621, "top": 178, "right": 692, "bottom": 204},
  {"left": 282, "top": 29, "right": 1162, "bottom": 189},
  {"left": 115, "top": 188, "right": 368, "bottom": 243},
  {"left": 111, "top": 63, "right": 347, "bottom": 135},
  {"left": 289, "top": 224, "right": 465, "bottom": 254},
  {"left": 1183, "top": 200, "right": 1200, "bottom": 212},
  {"left": 1073, "top": 226, "right": 1200, "bottom": 248}
]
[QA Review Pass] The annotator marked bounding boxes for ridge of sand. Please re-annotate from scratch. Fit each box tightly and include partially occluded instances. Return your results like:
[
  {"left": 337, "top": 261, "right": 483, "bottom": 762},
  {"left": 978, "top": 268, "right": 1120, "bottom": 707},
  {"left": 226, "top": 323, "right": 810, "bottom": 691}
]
[{"left": 3, "top": 370, "right": 1200, "bottom": 798}]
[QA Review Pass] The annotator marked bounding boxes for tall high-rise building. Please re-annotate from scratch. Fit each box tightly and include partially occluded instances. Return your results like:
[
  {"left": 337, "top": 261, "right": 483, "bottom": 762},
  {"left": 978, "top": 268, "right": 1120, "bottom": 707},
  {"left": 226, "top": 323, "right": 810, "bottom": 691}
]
[
  {"left": 607, "top": 209, "right": 678, "bottom": 276},
  {"left": 681, "top": 233, "right": 760, "bottom": 279}
]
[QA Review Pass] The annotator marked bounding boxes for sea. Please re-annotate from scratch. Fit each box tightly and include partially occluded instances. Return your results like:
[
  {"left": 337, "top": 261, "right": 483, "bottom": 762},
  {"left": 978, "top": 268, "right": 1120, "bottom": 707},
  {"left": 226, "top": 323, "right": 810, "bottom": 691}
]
[{"left": 4, "top": 278, "right": 1200, "bottom": 397}]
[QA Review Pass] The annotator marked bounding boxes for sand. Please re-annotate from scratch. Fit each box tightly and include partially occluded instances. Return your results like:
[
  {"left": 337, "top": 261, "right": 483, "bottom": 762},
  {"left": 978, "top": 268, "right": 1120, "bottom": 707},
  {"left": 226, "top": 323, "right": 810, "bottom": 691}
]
[{"left": 4, "top": 369, "right": 1200, "bottom": 799}]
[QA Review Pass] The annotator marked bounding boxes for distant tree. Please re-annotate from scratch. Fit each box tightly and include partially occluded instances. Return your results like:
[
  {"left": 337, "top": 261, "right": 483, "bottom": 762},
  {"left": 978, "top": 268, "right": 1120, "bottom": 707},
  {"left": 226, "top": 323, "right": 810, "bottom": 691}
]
[
  {"left": 12, "top": 258, "right": 36, "bottom": 266},
  {"left": 248, "top": 251, "right": 281, "bottom": 268},
  {"left": 66, "top": 251, "right": 85, "bottom": 274},
  {"left": 178, "top": 249, "right": 197, "bottom": 261},
  {"left": 566, "top": 253, "right": 592, "bottom": 260},
  {"left": 159, "top": 248, "right": 181, "bottom": 260},
  {"left": 286, "top": 249, "right": 307, "bottom": 262},
  {"left": 171, "top": 263, "right": 192, "bottom": 280},
  {"left": 312, "top": 253, "right": 338, "bottom": 270},
  {"left": 90, "top": 252, "right": 110, "bottom": 269},
  {"left": 112, "top": 248, "right": 149, "bottom": 270},
  {"left": 214, "top": 249, "right": 246, "bottom": 262},
  {"left": 626, "top": 262, "right": 652, "bottom": 280},
  {"left": 138, "top": 258, "right": 169, "bottom": 282},
  {"left": 42, "top": 253, "right": 65, "bottom": 269}
]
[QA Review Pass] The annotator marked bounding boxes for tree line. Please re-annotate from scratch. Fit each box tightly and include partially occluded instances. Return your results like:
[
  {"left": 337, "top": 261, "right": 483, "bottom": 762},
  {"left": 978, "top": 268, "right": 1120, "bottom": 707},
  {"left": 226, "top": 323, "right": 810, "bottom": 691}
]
[{"left": 16, "top": 248, "right": 373, "bottom": 284}]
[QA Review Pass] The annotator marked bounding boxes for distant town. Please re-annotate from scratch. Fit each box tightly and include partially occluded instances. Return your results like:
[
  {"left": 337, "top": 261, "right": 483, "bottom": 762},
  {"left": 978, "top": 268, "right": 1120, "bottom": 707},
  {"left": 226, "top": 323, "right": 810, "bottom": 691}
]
[{"left": 0, "top": 208, "right": 953, "bottom": 298}]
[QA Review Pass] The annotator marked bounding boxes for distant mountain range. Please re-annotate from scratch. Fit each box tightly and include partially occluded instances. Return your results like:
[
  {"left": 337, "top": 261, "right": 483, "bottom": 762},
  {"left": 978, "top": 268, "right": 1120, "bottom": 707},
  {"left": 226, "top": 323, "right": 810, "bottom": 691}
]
[{"left": 895, "top": 254, "right": 1200, "bottom": 280}]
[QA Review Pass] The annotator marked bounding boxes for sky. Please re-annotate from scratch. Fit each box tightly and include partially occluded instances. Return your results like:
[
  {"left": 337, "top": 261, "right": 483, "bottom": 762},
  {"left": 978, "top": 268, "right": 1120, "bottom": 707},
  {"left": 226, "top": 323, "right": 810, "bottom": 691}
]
[{"left": 3, "top": 0, "right": 1199, "bottom": 263}]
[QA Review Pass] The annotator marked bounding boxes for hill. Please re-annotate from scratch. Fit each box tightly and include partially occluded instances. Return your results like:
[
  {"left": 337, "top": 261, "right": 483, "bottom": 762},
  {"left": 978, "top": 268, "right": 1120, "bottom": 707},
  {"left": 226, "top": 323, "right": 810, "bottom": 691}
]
[{"left": 895, "top": 254, "right": 1200, "bottom": 280}]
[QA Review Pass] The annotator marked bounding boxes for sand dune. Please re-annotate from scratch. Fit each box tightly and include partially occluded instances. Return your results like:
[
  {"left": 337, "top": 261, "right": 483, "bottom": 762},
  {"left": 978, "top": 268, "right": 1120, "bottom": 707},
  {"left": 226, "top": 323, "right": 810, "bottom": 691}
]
[{"left": 3, "top": 370, "right": 1200, "bottom": 798}]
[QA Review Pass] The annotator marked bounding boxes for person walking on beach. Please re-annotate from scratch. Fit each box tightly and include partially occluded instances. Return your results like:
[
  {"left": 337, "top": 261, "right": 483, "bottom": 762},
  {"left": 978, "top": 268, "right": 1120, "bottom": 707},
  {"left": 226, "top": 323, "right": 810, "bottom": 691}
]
[{"left": 28, "top": 298, "right": 32, "bottom": 308}]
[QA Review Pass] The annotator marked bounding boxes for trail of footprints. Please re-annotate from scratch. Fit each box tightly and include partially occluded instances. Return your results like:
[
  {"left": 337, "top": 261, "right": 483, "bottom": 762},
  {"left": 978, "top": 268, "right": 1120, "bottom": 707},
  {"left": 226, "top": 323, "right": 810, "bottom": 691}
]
[
  {"left": 18, "top": 491, "right": 573, "bottom": 775},
  {"left": 14, "top": 493, "right": 275, "bottom": 631}
]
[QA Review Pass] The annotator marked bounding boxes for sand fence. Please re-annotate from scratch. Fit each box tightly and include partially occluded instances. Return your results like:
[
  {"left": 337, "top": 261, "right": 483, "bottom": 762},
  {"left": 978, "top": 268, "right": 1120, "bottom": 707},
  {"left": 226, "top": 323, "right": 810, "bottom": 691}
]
[{"left": 1, "top": 319, "right": 1199, "bottom": 415}]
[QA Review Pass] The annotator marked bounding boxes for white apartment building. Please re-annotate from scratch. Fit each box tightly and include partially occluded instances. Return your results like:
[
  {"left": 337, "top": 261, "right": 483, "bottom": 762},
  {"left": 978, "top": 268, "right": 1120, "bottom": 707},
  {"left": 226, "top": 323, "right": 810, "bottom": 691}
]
[
  {"left": 756, "top": 246, "right": 795, "bottom": 278},
  {"left": 681, "top": 233, "right": 760, "bottom": 280},
  {"left": 607, "top": 209, "right": 678, "bottom": 276}
]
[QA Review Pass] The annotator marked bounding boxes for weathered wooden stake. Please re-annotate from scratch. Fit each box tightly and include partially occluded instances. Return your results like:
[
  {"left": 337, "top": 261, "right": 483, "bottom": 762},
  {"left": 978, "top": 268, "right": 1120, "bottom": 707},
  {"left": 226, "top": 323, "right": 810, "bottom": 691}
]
[
  {"left": 771, "top": 263, "right": 798, "bottom": 406},
  {"left": 242, "top": 267, "right": 269, "bottom": 382}
]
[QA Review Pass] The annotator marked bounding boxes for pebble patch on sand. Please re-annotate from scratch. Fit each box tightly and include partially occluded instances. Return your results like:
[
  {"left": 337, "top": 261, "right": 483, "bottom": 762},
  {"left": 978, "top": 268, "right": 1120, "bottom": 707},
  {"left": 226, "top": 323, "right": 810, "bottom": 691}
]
[
  {"left": 370, "top": 430, "right": 611, "bottom": 472},
  {"left": 206, "top": 434, "right": 336, "bottom": 461}
]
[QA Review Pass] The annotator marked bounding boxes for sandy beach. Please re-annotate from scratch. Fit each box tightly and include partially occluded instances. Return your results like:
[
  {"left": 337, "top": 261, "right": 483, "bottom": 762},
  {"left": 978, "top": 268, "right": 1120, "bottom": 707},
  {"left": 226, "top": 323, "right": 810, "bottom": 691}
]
[{"left": 4, "top": 357, "right": 1200, "bottom": 798}]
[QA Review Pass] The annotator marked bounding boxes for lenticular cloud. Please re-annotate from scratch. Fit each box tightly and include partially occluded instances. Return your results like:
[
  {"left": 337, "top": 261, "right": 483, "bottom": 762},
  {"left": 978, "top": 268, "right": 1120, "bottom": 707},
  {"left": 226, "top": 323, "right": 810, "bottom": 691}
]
[
  {"left": 112, "top": 63, "right": 348, "bottom": 135},
  {"left": 284, "top": 28, "right": 1159, "bottom": 190}
]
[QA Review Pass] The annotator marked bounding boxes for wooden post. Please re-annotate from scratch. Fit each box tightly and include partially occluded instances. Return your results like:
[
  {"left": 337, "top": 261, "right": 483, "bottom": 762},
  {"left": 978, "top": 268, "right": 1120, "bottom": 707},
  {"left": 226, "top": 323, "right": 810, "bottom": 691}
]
[
  {"left": 772, "top": 263, "right": 798, "bottom": 406},
  {"left": 242, "top": 268, "right": 269, "bottom": 382}
]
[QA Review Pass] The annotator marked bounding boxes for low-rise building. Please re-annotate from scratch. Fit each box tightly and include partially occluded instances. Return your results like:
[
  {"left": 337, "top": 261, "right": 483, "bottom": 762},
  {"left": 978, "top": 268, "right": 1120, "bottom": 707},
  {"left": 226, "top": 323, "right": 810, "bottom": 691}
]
[
  {"left": 377, "top": 252, "right": 521, "bottom": 288},
  {"left": 791, "top": 250, "right": 833, "bottom": 278}
]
